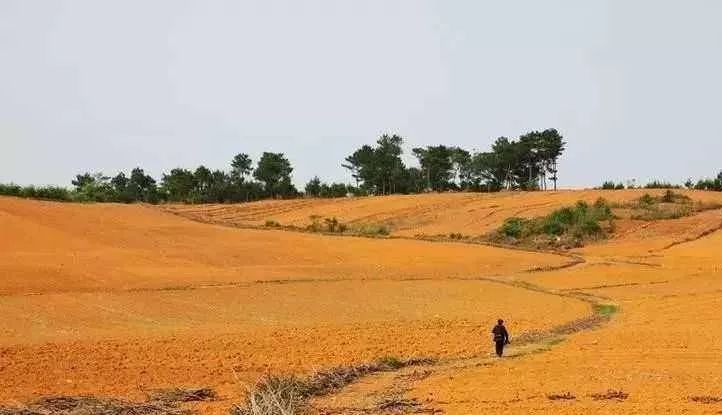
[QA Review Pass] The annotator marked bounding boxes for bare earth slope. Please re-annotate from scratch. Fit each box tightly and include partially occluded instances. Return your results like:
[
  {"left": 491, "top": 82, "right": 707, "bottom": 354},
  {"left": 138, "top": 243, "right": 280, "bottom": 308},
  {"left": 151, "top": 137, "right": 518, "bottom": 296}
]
[
  {"left": 0, "top": 196, "right": 578, "bottom": 406},
  {"left": 2, "top": 191, "right": 722, "bottom": 414},
  {"left": 163, "top": 189, "right": 722, "bottom": 237}
]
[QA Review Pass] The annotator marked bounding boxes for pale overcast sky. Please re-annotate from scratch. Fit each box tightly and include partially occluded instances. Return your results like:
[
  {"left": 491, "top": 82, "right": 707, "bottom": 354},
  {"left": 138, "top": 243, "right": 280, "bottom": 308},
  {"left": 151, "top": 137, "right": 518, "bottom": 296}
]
[{"left": 1, "top": 1, "right": 720, "bottom": 188}]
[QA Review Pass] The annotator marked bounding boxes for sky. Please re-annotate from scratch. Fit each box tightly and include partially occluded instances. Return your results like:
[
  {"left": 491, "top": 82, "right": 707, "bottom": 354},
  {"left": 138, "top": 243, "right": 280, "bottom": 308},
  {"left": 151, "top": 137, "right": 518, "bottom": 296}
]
[{"left": 1, "top": 0, "right": 721, "bottom": 189}]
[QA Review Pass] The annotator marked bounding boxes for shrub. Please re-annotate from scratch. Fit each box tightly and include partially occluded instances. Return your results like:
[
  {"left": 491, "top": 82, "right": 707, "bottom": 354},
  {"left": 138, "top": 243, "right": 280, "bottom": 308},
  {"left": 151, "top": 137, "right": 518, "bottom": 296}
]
[
  {"left": 0, "top": 183, "right": 72, "bottom": 201},
  {"left": 645, "top": 180, "right": 681, "bottom": 189},
  {"left": 231, "top": 357, "right": 433, "bottom": 415},
  {"left": 354, "top": 223, "right": 390, "bottom": 236},
  {"left": 660, "top": 190, "right": 690, "bottom": 203},
  {"left": 493, "top": 198, "right": 614, "bottom": 247},
  {"left": 601, "top": 181, "right": 616, "bottom": 190},
  {"left": 232, "top": 374, "right": 306, "bottom": 415},
  {"left": 600, "top": 181, "right": 625, "bottom": 190},
  {"left": 639, "top": 193, "right": 655, "bottom": 206},
  {"left": 501, "top": 217, "right": 527, "bottom": 238},
  {"left": 624, "top": 191, "right": 709, "bottom": 221}
]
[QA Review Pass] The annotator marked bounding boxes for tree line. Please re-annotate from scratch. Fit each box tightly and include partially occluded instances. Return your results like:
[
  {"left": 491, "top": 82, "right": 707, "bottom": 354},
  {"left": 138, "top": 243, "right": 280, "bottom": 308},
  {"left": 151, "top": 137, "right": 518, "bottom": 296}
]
[
  {"left": 0, "top": 152, "right": 298, "bottom": 203},
  {"left": 0, "top": 129, "right": 569, "bottom": 203},
  {"left": 342, "top": 129, "right": 566, "bottom": 194},
  {"left": 2, "top": 128, "right": 721, "bottom": 204},
  {"left": 601, "top": 173, "right": 722, "bottom": 192}
]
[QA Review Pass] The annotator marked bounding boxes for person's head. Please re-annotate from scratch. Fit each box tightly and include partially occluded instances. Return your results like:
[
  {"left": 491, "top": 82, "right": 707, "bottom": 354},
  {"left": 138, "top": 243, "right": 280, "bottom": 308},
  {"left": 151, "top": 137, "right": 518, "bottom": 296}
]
[{"left": 497, "top": 319, "right": 504, "bottom": 325}]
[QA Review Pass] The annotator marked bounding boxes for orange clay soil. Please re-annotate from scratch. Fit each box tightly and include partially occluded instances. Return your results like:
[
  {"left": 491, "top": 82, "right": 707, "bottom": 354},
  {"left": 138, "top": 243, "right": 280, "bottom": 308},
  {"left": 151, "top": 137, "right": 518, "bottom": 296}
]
[
  {"left": 162, "top": 189, "right": 722, "bottom": 238},
  {"left": 3, "top": 192, "right": 722, "bottom": 415},
  {"left": 0, "top": 196, "right": 579, "bottom": 406},
  {"left": 0, "top": 196, "right": 570, "bottom": 296},
  {"left": 308, "top": 195, "right": 722, "bottom": 414}
]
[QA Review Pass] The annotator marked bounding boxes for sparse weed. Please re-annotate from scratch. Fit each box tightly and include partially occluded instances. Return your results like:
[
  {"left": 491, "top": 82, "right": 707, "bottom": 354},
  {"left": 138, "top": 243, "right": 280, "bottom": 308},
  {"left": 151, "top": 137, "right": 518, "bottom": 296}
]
[
  {"left": 622, "top": 191, "right": 718, "bottom": 221},
  {"left": 590, "top": 390, "right": 629, "bottom": 401},
  {"left": 689, "top": 395, "right": 722, "bottom": 404},
  {"left": 547, "top": 392, "right": 576, "bottom": 401},
  {"left": 232, "top": 375, "right": 307, "bottom": 415},
  {"left": 0, "top": 396, "right": 193, "bottom": 415},
  {"left": 231, "top": 357, "right": 432, "bottom": 415},
  {"left": 147, "top": 387, "right": 216, "bottom": 403}
]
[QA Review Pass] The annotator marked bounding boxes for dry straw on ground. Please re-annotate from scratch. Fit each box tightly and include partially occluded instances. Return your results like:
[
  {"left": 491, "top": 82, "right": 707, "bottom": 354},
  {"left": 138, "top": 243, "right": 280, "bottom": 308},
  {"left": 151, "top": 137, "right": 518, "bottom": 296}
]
[{"left": 231, "top": 357, "right": 434, "bottom": 415}]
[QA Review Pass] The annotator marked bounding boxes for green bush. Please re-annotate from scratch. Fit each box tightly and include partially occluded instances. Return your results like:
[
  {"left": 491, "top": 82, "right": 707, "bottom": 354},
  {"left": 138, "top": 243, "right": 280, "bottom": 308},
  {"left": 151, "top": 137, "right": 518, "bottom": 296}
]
[
  {"left": 639, "top": 193, "right": 655, "bottom": 206},
  {"left": 354, "top": 223, "right": 390, "bottom": 236},
  {"left": 501, "top": 217, "right": 527, "bottom": 238},
  {"left": 495, "top": 198, "right": 614, "bottom": 247},
  {"left": 645, "top": 180, "right": 681, "bottom": 189},
  {"left": 0, "top": 183, "right": 72, "bottom": 201},
  {"left": 601, "top": 181, "right": 616, "bottom": 190}
]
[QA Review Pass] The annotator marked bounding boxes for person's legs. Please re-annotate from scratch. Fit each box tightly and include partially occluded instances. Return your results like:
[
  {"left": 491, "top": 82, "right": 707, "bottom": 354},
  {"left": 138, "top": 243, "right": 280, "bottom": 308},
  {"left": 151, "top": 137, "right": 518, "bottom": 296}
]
[{"left": 495, "top": 341, "right": 504, "bottom": 357}]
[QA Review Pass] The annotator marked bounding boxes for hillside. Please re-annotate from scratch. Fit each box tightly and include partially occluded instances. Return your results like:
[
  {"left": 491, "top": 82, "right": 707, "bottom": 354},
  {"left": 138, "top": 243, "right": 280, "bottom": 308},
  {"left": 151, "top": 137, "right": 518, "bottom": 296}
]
[
  {"left": 2, "top": 191, "right": 722, "bottom": 414},
  {"left": 163, "top": 189, "right": 722, "bottom": 238}
]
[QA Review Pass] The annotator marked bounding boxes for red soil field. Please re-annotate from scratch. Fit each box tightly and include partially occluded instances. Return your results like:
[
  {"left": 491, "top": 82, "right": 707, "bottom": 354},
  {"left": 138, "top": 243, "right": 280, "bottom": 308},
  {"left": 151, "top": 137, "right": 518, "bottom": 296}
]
[{"left": 2, "top": 190, "right": 722, "bottom": 414}]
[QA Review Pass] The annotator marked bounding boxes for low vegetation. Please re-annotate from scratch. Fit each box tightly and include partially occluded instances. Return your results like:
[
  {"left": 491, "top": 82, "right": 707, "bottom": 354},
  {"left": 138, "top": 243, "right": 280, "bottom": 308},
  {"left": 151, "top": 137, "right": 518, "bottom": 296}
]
[
  {"left": 264, "top": 216, "right": 390, "bottom": 237},
  {"left": 0, "top": 394, "right": 203, "bottom": 415},
  {"left": 589, "top": 390, "right": 629, "bottom": 401},
  {"left": 688, "top": 395, "right": 722, "bottom": 404},
  {"left": 0, "top": 183, "right": 73, "bottom": 201},
  {"left": 601, "top": 174, "right": 722, "bottom": 191},
  {"left": 600, "top": 181, "right": 626, "bottom": 190},
  {"left": 614, "top": 190, "right": 721, "bottom": 221},
  {"left": 546, "top": 392, "right": 576, "bottom": 401},
  {"left": 593, "top": 304, "right": 619, "bottom": 318},
  {"left": 491, "top": 199, "right": 614, "bottom": 248},
  {"left": 231, "top": 356, "right": 433, "bottom": 415},
  {"left": 146, "top": 388, "right": 216, "bottom": 403}
]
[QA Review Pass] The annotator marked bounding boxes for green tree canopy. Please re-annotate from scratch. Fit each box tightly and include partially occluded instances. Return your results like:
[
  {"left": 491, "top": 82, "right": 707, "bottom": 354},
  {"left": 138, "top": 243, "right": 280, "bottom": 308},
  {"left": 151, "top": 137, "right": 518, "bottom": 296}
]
[{"left": 253, "top": 152, "right": 296, "bottom": 198}]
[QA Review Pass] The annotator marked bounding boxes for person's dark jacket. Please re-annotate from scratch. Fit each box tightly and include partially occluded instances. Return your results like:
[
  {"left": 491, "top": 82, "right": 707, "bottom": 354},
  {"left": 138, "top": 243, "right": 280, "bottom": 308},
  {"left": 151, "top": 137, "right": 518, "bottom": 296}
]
[{"left": 492, "top": 324, "right": 509, "bottom": 344}]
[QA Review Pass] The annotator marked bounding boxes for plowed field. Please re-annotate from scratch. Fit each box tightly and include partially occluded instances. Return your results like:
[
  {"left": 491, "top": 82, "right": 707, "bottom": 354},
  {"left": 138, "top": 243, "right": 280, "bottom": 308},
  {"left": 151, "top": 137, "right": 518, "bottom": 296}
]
[{"left": 2, "top": 190, "right": 722, "bottom": 414}]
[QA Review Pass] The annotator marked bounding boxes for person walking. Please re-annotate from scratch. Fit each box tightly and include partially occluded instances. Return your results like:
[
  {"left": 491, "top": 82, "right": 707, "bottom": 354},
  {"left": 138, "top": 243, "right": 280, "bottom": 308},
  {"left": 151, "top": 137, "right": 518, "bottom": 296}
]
[{"left": 492, "top": 319, "right": 510, "bottom": 357}]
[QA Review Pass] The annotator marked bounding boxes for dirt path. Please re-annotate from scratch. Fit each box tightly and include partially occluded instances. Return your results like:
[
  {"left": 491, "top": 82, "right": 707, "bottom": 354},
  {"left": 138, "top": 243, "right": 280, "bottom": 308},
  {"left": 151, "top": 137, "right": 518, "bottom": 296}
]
[{"left": 310, "top": 278, "right": 617, "bottom": 414}]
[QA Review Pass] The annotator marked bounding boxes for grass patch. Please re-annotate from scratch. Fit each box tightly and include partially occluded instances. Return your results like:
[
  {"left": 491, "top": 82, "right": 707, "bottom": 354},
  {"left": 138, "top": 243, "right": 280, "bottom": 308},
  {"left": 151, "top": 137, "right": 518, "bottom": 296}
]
[
  {"left": 593, "top": 303, "right": 619, "bottom": 318},
  {"left": 616, "top": 190, "right": 722, "bottom": 221},
  {"left": 490, "top": 198, "right": 614, "bottom": 249},
  {"left": 352, "top": 223, "right": 390, "bottom": 236},
  {"left": 306, "top": 215, "right": 388, "bottom": 236},
  {"left": 264, "top": 220, "right": 281, "bottom": 228}
]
